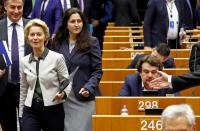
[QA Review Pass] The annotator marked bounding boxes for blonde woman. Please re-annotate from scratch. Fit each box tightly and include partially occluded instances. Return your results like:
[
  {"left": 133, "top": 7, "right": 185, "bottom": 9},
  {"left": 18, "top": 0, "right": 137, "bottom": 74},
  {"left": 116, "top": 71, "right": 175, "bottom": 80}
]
[{"left": 19, "top": 19, "right": 70, "bottom": 131}]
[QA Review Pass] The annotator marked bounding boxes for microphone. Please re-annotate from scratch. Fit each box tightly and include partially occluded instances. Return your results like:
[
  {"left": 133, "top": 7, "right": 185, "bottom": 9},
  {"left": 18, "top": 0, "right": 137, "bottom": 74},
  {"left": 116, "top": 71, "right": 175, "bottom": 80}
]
[{"left": 52, "top": 66, "right": 79, "bottom": 101}]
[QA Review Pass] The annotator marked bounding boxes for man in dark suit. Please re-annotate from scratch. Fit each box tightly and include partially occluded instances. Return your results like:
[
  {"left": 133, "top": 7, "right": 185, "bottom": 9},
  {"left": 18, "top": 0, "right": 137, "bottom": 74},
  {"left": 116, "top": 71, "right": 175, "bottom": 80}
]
[
  {"left": 128, "top": 43, "right": 176, "bottom": 69},
  {"left": 61, "top": 0, "right": 79, "bottom": 13},
  {"left": 112, "top": 0, "right": 141, "bottom": 26},
  {"left": 0, "top": 0, "right": 31, "bottom": 130},
  {"left": 23, "top": 0, "right": 34, "bottom": 18},
  {"left": 92, "top": 0, "right": 112, "bottom": 50},
  {"left": 143, "top": 0, "right": 185, "bottom": 49},
  {"left": 76, "top": 0, "right": 93, "bottom": 23},
  {"left": 181, "top": 0, "right": 197, "bottom": 29},
  {"left": 119, "top": 55, "right": 177, "bottom": 96},
  {"left": 32, "top": 0, "right": 62, "bottom": 37},
  {"left": 189, "top": 43, "right": 200, "bottom": 72},
  {"left": 195, "top": 3, "right": 200, "bottom": 26}
]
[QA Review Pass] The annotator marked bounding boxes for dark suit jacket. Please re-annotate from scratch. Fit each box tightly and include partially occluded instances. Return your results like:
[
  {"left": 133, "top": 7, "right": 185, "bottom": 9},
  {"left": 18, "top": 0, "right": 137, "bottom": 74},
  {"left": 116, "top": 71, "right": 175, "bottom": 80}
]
[
  {"left": 70, "top": 0, "right": 79, "bottom": 7},
  {"left": 181, "top": 0, "right": 196, "bottom": 29},
  {"left": 79, "top": 0, "right": 93, "bottom": 23},
  {"left": 127, "top": 54, "right": 176, "bottom": 69},
  {"left": 189, "top": 43, "right": 200, "bottom": 72},
  {"left": 195, "top": 4, "right": 200, "bottom": 26},
  {"left": 32, "top": 0, "right": 62, "bottom": 35},
  {"left": 119, "top": 73, "right": 177, "bottom": 96},
  {"left": 172, "top": 72, "right": 200, "bottom": 92},
  {"left": 54, "top": 37, "right": 103, "bottom": 101},
  {"left": 144, "top": 0, "right": 185, "bottom": 47},
  {"left": 113, "top": 0, "right": 141, "bottom": 26},
  {"left": 61, "top": 0, "right": 79, "bottom": 13},
  {"left": 23, "top": 0, "right": 33, "bottom": 18},
  {"left": 0, "top": 18, "right": 32, "bottom": 96}
]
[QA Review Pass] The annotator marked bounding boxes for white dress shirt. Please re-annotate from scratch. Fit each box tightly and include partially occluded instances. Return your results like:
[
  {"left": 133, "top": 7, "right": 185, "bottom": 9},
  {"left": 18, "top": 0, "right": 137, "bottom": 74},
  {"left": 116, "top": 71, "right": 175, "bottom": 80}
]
[{"left": 7, "top": 17, "right": 25, "bottom": 82}]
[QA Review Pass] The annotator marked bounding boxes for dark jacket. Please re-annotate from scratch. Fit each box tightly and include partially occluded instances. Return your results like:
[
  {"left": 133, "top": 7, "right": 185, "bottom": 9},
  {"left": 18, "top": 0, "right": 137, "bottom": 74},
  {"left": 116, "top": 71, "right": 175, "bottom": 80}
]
[{"left": 119, "top": 73, "right": 178, "bottom": 96}]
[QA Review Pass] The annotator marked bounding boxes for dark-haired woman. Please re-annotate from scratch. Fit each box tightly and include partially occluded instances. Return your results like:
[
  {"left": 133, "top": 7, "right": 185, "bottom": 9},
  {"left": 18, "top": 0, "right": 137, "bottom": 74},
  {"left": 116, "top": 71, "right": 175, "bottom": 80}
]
[{"left": 52, "top": 8, "right": 102, "bottom": 131}]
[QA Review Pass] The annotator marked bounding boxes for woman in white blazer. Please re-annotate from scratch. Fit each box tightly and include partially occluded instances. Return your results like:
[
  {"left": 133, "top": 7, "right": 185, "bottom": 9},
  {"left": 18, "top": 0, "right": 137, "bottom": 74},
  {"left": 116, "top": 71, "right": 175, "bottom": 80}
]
[{"left": 19, "top": 19, "right": 70, "bottom": 131}]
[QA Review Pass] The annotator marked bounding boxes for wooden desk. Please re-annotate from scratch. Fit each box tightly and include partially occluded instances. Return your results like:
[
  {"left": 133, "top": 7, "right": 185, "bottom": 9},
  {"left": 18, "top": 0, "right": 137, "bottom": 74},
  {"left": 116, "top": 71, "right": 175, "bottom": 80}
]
[
  {"left": 93, "top": 115, "right": 200, "bottom": 131},
  {"left": 106, "top": 26, "right": 143, "bottom": 30},
  {"left": 103, "top": 42, "right": 144, "bottom": 50},
  {"left": 105, "top": 30, "right": 143, "bottom": 36},
  {"left": 95, "top": 97, "right": 200, "bottom": 115},
  {"left": 186, "top": 29, "right": 200, "bottom": 35},
  {"left": 102, "top": 58, "right": 189, "bottom": 69},
  {"left": 103, "top": 42, "right": 196, "bottom": 50},
  {"left": 99, "top": 81, "right": 200, "bottom": 96},
  {"left": 102, "top": 69, "right": 190, "bottom": 81},
  {"left": 104, "top": 36, "right": 144, "bottom": 42},
  {"left": 102, "top": 49, "right": 191, "bottom": 58}
]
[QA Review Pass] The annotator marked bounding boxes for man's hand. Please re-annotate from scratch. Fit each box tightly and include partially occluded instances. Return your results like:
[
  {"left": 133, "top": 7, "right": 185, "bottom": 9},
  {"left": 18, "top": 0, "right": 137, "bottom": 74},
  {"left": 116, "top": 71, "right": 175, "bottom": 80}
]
[
  {"left": 144, "top": 46, "right": 152, "bottom": 50},
  {"left": 149, "top": 71, "right": 170, "bottom": 89},
  {"left": 79, "top": 88, "right": 90, "bottom": 97},
  {"left": 0, "top": 69, "right": 6, "bottom": 78},
  {"left": 92, "top": 20, "right": 100, "bottom": 28}
]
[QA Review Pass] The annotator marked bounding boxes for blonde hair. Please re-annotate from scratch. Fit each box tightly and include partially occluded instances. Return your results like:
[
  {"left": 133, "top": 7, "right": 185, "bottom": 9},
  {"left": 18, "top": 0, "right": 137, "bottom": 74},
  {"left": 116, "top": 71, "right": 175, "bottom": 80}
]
[{"left": 24, "top": 19, "right": 49, "bottom": 45}]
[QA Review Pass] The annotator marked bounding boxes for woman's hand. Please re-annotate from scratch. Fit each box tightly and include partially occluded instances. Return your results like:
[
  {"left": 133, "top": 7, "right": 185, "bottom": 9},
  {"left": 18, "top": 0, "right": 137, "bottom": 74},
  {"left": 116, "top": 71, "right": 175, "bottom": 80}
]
[
  {"left": 53, "top": 91, "right": 66, "bottom": 102},
  {"left": 79, "top": 88, "right": 90, "bottom": 97}
]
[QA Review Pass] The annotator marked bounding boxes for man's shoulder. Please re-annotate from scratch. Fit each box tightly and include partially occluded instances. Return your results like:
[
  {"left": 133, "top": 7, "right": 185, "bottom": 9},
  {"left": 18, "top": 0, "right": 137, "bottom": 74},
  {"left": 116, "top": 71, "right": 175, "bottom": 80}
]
[
  {"left": 165, "top": 56, "right": 174, "bottom": 63},
  {"left": 0, "top": 18, "right": 6, "bottom": 25},
  {"left": 126, "top": 73, "right": 140, "bottom": 81},
  {"left": 134, "top": 53, "right": 146, "bottom": 59},
  {"left": 23, "top": 18, "right": 30, "bottom": 25}
]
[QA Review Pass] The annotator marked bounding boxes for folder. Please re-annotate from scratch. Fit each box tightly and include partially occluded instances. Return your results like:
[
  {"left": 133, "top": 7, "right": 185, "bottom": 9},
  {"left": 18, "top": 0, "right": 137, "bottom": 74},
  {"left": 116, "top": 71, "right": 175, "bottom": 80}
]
[
  {"left": 52, "top": 66, "right": 79, "bottom": 101},
  {"left": 0, "top": 41, "right": 12, "bottom": 67}
]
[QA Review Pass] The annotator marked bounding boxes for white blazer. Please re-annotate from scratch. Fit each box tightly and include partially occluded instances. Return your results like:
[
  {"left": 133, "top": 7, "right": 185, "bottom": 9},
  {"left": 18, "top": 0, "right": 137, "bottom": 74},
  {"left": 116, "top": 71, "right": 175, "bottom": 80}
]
[{"left": 19, "top": 49, "right": 70, "bottom": 117}]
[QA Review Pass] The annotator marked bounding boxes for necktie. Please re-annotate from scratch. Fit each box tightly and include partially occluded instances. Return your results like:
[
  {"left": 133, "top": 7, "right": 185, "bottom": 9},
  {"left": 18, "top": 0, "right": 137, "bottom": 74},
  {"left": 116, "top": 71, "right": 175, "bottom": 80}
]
[
  {"left": 78, "top": 0, "right": 84, "bottom": 12},
  {"left": 63, "top": 0, "right": 67, "bottom": 12},
  {"left": 40, "top": 0, "right": 46, "bottom": 18},
  {"left": 186, "top": 0, "right": 193, "bottom": 17},
  {"left": 11, "top": 23, "right": 19, "bottom": 83}
]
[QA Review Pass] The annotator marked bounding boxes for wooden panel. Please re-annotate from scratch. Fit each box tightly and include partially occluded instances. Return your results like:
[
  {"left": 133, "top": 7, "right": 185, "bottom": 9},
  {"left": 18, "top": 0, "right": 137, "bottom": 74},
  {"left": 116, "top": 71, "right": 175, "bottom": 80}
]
[
  {"left": 93, "top": 115, "right": 200, "bottom": 131},
  {"left": 106, "top": 26, "right": 143, "bottom": 30},
  {"left": 102, "top": 58, "right": 189, "bottom": 69},
  {"left": 103, "top": 42, "right": 144, "bottom": 50},
  {"left": 103, "top": 42, "right": 196, "bottom": 50},
  {"left": 102, "top": 69, "right": 190, "bottom": 81},
  {"left": 99, "top": 81, "right": 200, "bottom": 96},
  {"left": 104, "top": 36, "right": 144, "bottom": 42},
  {"left": 105, "top": 30, "right": 143, "bottom": 36},
  {"left": 95, "top": 97, "right": 200, "bottom": 115},
  {"left": 99, "top": 81, "right": 123, "bottom": 96},
  {"left": 102, "top": 49, "right": 191, "bottom": 58}
]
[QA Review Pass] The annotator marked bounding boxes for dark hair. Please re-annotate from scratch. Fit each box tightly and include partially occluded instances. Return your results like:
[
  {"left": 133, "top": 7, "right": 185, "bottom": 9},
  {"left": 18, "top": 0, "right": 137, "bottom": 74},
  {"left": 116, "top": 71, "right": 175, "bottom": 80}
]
[
  {"left": 52, "top": 8, "right": 91, "bottom": 50},
  {"left": 155, "top": 43, "right": 170, "bottom": 57},
  {"left": 136, "top": 55, "right": 163, "bottom": 73}
]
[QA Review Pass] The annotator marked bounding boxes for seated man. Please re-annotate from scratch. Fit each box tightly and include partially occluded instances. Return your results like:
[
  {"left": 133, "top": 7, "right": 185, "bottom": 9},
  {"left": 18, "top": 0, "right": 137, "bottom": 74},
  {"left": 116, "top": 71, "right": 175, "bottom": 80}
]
[
  {"left": 127, "top": 43, "right": 176, "bottom": 69},
  {"left": 189, "top": 43, "right": 200, "bottom": 72},
  {"left": 161, "top": 104, "right": 195, "bottom": 131},
  {"left": 119, "top": 55, "right": 178, "bottom": 96}
]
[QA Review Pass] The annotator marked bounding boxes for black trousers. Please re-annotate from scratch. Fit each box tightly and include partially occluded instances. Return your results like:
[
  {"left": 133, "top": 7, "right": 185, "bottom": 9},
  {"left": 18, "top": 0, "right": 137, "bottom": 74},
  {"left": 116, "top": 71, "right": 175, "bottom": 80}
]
[
  {"left": 0, "top": 83, "right": 19, "bottom": 131},
  {"left": 167, "top": 39, "right": 180, "bottom": 49},
  {"left": 21, "top": 100, "right": 64, "bottom": 131}
]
